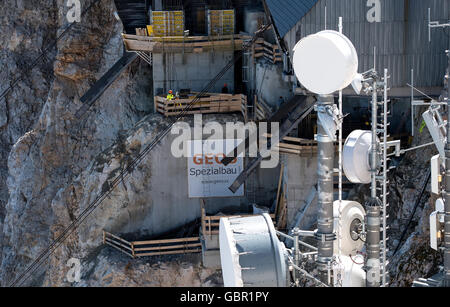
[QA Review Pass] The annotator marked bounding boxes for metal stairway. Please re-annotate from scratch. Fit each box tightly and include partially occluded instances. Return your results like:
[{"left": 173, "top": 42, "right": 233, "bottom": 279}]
[
  {"left": 223, "top": 95, "right": 316, "bottom": 193},
  {"left": 75, "top": 52, "right": 138, "bottom": 118},
  {"left": 114, "top": 0, "right": 148, "bottom": 34}
]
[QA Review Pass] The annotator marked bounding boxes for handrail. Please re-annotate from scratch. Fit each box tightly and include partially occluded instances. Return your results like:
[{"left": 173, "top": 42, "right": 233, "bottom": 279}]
[{"left": 103, "top": 231, "right": 201, "bottom": 258}]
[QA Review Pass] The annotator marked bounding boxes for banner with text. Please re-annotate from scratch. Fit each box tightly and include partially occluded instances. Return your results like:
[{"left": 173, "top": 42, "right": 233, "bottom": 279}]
[{"left": 187, "top": 139, "right": 244, "bottom": 198}]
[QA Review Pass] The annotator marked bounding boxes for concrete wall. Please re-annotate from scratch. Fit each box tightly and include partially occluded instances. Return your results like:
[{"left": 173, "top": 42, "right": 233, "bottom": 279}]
[
  {"left": 117, "top": 114, "right": 279, "bottom": 239},
  {"left": 282, "top": 153, "right": 318, "bottom": 230},
  {"left": 152, "top": 51, "right": 235, "bottom": 95},
  {"left": 255, "top": 62, "right": 293, "bottom": 108}
]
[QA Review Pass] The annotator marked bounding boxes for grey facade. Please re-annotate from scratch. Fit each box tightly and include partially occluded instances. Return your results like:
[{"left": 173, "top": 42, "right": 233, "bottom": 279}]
[{"left": 279, "top": 0, "right": 450, "bottom": 95}]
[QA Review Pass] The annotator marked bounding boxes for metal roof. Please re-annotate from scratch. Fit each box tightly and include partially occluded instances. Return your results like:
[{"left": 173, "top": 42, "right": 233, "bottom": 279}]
[{"left": 265, "top": 0, "right": 319, "bottom": 37}]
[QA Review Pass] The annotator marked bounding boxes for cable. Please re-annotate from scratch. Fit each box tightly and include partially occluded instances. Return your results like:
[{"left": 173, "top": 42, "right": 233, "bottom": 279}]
[
  {"left": 0, "top": 0, "right": 102, "bottom": 103},
  {"left": 9, "top": 24, "right": 271, "bottom": 287},
  {"left": 393, "top": 169, "right": 432, "bottom": 256}
]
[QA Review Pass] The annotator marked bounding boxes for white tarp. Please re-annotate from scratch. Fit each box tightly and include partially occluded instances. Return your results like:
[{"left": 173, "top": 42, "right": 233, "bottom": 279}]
[{"left": 187, "top": 139, "right": 244, "bottom": 198}]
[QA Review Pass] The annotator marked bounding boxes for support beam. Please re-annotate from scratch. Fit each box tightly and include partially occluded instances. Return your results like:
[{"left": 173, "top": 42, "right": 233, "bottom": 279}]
[{"left": 315, "top": 95, "right": 335, "bottom": 285}]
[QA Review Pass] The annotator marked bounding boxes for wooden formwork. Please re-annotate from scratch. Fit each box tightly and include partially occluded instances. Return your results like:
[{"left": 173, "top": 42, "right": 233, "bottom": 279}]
[
  {"left": 155, "top": 93, "right": 247, "bottom": 118},
  {"left": 253, "top": 38, "right": 282, "bottom": 64},
  {"left": 263, "top": 134, "right": 341, "bottom": 156},
  {"left": 122, "top": 33, "right": 248, "bottom": 53},
  {"left": 254, "top": 95, "right": 272, "bottom": 120},
  {"left": 103, "top": 231, "right": 201, "bottom": 258}
]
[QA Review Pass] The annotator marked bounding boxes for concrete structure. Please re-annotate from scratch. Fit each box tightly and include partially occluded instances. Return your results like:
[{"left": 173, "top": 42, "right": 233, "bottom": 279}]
[
  {"left": 255, "top": 62, "right": 292, "bottom": 108},
  {"left": 152, "top": 51, "right": 235, "bottom": 95},
  {"left": 113, "top": 114, "right": 279, "bottom": 239},
  {"left": 282, "top": 153, "right": 318, "bottom": 230}
]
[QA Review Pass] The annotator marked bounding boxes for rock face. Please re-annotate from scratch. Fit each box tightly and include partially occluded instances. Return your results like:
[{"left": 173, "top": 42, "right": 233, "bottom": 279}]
[
  {"left": 0, "top": 0, "right": 156, "bottom": 286},
  {"left": 346, "top": 114, "right": 442, "bottom": 286}
]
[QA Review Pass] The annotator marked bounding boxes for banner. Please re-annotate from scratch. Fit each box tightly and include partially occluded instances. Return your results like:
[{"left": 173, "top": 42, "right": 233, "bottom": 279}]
[{"left": 187, "top": 139, "right": 244, "bottom": 198}]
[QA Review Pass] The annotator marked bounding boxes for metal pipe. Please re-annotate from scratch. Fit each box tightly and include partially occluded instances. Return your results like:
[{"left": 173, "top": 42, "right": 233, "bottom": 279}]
[
  {"left": 366, "top": 76, "right": 381, "bottom": 287},
  {"left": 445, "top": 50, "right": 450, "bottom": 287},
  {"left": 315, "top": 95, "right": 335, "bottom": 284},
  {"left": 277, "top": 231, "right": 318, "bottom": 251},
  {"left": 338, "top": 16, "right": 344, "bottom": 266},
  {"left": 293, "top": 234, "right": 299, "bottom": 285},
  {"left": 382, "top": 68, "right": 389, "bottom": 287}
]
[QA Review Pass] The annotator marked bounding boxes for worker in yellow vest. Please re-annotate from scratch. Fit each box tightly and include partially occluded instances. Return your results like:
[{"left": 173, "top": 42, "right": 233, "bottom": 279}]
[
  {"left": 167, "top": 90, "right": 174, "bottom": 101},
  {"left": 167, "top": 90, "right": 182, "bottom": 109}
]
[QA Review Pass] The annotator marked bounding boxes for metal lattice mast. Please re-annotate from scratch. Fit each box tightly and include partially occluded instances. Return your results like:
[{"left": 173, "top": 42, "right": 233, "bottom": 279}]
[
  {"left": 366, "top": 68, "right": 382, "bottom": 288},
  {"left": 380, "top": 68, "right": 391, "bottom": 287},
  {"left": 445, "top": 50, "right": 450, "bottom": 287}
]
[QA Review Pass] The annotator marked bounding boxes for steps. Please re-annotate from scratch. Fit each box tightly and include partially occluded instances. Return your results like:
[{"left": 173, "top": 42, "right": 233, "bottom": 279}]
[
  {"left": 75, "top": 52, "right": 138, "bottom": 118},
  {"left": 224, "top": 95, "right": 316, "bottom": 193},
  {"left": 114, "top": 0, "right": 148, "bottom": 34}
]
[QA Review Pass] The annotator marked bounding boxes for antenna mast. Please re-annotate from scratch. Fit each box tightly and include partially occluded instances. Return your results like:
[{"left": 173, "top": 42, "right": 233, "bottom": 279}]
[
  {"left": 445, "top": 50, "right": 450, "bottom": 287},
  {"left": 428, "top": 8, "right": 450, "bottom": 43}
]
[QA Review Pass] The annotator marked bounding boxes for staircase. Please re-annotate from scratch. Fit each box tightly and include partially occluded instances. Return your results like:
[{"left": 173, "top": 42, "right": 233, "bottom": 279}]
[
  {"left": 114, "top": 0, "right": 148, "bottom": 34},
  {"left": 224, "top": 95, "right": 316, "bottom": 193},
  {"left": 75, "top": 52, "right": 138, "bottom": 118}
]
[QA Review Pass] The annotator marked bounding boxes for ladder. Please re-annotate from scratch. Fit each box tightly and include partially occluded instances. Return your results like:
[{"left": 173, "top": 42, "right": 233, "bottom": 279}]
[{"left": 378, "top": 69, "right": 392, "bottom": 287}]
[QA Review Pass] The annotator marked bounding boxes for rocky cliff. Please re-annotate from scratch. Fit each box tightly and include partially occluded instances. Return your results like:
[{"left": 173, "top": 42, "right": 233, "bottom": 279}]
[{"left": 0, "top": 0, "right": 161, "bottom": 286}]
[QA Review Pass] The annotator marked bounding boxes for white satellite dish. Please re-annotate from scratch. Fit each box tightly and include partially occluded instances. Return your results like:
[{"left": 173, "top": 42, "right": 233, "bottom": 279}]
[
  {"left": 219, "top": 214, "right": 288, "bottom": 287},
  {"left": 343, "top": 130, "right": 378, "bottom": 184},
  {"left": 293, "top": 30, "right": 359, "bottom": 95},
  {"left": 333, "top": 200, "right": 365, "bottom": 256}
]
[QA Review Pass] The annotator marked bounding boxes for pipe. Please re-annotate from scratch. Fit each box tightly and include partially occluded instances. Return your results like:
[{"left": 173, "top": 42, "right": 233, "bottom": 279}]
[
  {"left": 315, "top": 95, "right": 336, "bottom": 284},
  {"left": 366, "top": 77, "right": 381, "bottom": 287},
  {"left": 445, "top": 50, "right": 450, "bottom": 287}
]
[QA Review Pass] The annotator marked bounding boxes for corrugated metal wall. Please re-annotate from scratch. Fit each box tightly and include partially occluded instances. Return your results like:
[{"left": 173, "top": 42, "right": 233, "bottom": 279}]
[{"left": 283, "top": 0, "right": 450, "bottom": 90}]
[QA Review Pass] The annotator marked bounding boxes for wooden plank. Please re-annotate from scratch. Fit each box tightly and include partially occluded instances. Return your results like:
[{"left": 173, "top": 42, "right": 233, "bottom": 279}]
[
  {"left": 105, "top": 242, "right": 134, "bottom": 258},
  {"left": 134, "top": 243, "right": 202, "bottom": 252},
  {"left": 136, "top": 249, "right": 202, "bottom": 258},
  {"left": 206, "top": 214, "right": 276, "bottom": 221},
  {"left": 123, "top": 33, "right": 249, "bottom": 42},
  {"left": 104, "top": 232, "right": 132, "bottom": 246},
  {"left": 201, "top": 200, "right": 206, "bottom": 237},
  {"left": 275, "top": 163, "right": 285, "bottom": 221},
  {"left": 132, "top": 237, "right": 200, "bottom": 246},
  {"left": 105, "top": 238, "right": 133, "bottom": 252}
]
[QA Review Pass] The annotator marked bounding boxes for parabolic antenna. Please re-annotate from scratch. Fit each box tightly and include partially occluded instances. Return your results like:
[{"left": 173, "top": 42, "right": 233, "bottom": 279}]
[
  {"left": 293, "top": 30, "right": 359, "bottom": 95},
  {"left": 333, "top": 200, "right": 365, "bottom": 256},
  {"left": 343, "top": 130, "right": 378, "bottom": 184},
  {"left": 219, "top": 214, "right": 288, "bottom": 287}
]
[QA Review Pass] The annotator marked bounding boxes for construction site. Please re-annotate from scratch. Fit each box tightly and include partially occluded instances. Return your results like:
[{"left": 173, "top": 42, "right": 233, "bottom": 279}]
[{"left": 0, "top": 0, "right": 449, "bottom": 289}]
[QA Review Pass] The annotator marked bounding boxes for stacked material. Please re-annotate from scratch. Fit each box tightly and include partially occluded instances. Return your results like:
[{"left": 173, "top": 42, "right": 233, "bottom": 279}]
[
  {"left": 207, "top": 10, "right": 235, "bottom": 36},
  {"left": 152, "top": 10, "right": 185, "bottom": 37}
]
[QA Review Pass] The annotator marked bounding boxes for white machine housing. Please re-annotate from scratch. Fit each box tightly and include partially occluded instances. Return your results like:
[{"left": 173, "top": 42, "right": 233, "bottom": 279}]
[
  {"left": 343, "top": 130, "right": 378, "bottom": 184},
  {"left": 430, "top": 198, "right": 445, "bottom": 251},
  {"left": 333, "top": 200, "right": 366, "bottom": 256},
  {"left": 333, "top": 200, "right": 366, "bottom": 287},
  {"left": 423, "top": 108, "right": 447, "bottom": 158},
  {"left": 219, "top": 214, "right": 288, "bottom": 287},
  {"left": 293, "top": 30, "right": 359, "bottom": 95},
  {"left": 431, "top": 154, "right": 443, "bottom": 195}
]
